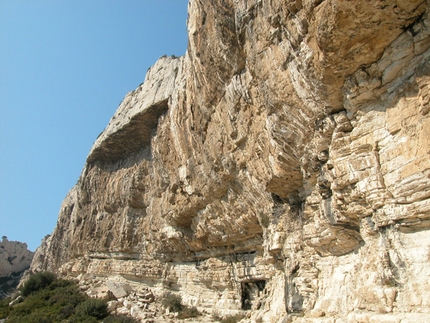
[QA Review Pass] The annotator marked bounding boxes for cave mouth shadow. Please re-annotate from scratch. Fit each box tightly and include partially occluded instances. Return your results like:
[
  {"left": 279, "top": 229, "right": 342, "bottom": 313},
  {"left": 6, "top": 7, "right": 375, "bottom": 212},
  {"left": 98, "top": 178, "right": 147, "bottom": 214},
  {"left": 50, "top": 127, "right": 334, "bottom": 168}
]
[{"left": 241, "top": 280, "right": 266, "bottom": 310}]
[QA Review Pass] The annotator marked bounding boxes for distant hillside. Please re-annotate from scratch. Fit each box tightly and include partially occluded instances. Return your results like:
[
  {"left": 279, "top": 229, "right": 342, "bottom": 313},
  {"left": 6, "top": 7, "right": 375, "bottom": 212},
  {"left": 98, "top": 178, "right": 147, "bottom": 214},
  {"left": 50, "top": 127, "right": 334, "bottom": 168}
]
[{"left": 0, "top": 237, "right": 33, "bottom": 298}]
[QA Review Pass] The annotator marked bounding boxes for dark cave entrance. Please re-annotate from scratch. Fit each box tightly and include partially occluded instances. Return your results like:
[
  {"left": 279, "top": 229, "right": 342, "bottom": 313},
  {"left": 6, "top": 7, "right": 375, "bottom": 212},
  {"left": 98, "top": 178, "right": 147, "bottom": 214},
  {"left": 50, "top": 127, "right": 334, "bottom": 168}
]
[{"left": 241, "top": 280, "right": 266, "bottom": 310}]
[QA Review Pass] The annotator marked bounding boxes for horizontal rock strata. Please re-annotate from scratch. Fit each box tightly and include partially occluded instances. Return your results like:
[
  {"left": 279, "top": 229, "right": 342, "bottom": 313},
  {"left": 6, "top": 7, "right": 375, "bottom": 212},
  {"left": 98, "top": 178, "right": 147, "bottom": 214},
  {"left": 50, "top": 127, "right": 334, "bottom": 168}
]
[{"left": 32, "top": 0, "right": 430, "bottom": 322}]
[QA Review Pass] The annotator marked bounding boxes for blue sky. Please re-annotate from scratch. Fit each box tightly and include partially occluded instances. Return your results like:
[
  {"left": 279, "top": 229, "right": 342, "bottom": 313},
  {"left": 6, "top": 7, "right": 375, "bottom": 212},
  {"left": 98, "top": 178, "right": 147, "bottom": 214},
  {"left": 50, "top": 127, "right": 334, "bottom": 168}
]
[{"left": 0, "top": 1, "right": 189, "bottom": 251}]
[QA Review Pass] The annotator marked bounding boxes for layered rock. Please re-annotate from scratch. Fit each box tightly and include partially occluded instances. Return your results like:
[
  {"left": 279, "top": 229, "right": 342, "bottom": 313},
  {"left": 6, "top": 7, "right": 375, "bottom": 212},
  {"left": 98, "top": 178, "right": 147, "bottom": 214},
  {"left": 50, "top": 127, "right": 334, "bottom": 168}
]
[{"left": 32, "top": 0, "right": 430, "bottom": 322}]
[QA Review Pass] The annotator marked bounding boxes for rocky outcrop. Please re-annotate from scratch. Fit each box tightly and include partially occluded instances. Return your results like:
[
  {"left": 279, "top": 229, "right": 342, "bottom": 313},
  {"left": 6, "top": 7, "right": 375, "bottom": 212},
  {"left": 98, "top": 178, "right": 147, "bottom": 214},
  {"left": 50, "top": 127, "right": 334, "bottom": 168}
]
[
  {"left": 0, "top": 237, "right": 33, "bottom": 278},
  {"left": 0, "top": 237, "right": 33, "bottom": 298},
  {"left": 32, "top": 0, "right": 430, "bottom": 322}
]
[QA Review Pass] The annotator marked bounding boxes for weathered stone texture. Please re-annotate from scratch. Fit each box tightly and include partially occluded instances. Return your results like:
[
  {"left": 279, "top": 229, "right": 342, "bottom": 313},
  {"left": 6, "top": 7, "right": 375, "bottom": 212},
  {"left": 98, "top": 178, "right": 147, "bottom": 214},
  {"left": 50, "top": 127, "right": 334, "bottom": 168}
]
[
  {"left": 31, "top": 0, "right": 430, "bottom": 321},
  {"left": 0, "top": 237, "right": 33, "bottom": 278},
  {"left": 0, "top": 237, "right": 33, "bottom": 298}
]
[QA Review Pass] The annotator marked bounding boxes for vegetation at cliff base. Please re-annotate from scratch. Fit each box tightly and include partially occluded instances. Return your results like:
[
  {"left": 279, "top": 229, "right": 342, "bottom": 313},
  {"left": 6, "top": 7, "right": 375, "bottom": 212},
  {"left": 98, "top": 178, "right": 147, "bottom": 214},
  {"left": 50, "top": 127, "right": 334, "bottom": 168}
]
[
  {"left": 162, "top": 292, "right": 200, "bottom": 319},
  {"left": 0, "top": 271, "right": 137, "bottom": 323},
  {"left": 0, "top": 271, "right": 24, "bottom": 299}
]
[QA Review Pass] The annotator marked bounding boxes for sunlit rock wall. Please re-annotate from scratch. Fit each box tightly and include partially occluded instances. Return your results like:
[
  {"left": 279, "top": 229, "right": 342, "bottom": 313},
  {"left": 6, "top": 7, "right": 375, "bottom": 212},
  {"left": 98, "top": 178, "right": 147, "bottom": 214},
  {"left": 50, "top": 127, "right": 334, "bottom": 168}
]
[{"left": 32, "top": 0, "right": 430, "bottom": 321}]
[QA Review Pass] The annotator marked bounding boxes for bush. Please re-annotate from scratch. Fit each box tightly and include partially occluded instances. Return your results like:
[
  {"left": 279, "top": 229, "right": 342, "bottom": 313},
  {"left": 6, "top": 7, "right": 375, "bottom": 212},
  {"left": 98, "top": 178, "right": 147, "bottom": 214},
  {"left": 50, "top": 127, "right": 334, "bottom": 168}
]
[
  {"left": 6, "top": 272, "right": 109, "bottom": 323},
  {"left": 6, "top": 293, "right": 57, "bottom": 323},
  {"left": 178, "top": 305, "right": 200, "bottom": 319},
  {"left": 21, "top": 272, "right": 56, "bottom": 296},
  {"left": 57, "top": 304, "right": 75, "bottom": 320},
  {"left": 0, "top": 297, "right": 11, "bottom": 319},
  {"left": 69, "top": 316, "right": 99, "bottom": 323},
  {"left": 8, "top": 308, "right": 55, "bottom": 323},
  {"left": 48, "top": 281, "right": 84, "bottom": 307},
  {"left": 162, "top": 293, "right": 183, "bottom": 312},
  {"left": 75, "top": 298, "right": 108, "bottom": 319},
  {"left": 161, "top": 293, "right": 200, "bottom": 319},
  {"left": 5, "top": 272, "right": 150, "bottom": 323}
]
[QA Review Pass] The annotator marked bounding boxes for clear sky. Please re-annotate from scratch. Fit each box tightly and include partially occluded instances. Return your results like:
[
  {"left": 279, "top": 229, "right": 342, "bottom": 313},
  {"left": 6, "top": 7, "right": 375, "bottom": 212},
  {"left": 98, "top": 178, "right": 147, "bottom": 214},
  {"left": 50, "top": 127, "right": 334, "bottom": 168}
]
[{"left": 0, "top": 1, "right": 189, "bottom": 251}]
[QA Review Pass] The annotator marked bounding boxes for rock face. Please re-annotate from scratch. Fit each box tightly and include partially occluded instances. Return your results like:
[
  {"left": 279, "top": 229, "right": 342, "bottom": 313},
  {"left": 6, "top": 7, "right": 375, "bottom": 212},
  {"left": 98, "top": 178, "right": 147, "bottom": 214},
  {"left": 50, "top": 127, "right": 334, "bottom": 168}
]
[
  {"left": 0, "top": 237, "right": 33, "bottom": 278},
  {"left": 0, "top": 237, "right": 34, "bottom": 298},
  {"left": 32, "top": 0, "right": 430, "bottom": 321}
]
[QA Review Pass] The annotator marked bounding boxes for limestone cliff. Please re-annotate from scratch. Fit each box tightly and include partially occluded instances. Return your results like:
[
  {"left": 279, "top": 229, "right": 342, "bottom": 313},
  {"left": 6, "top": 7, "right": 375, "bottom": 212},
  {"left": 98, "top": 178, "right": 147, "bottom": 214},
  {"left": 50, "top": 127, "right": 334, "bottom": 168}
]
[
  {"left": 32, "top": 0, "right": 430, "bottom": 322},
  {"left": 0, "top": 237, "right": 33, "bottom": 298}
]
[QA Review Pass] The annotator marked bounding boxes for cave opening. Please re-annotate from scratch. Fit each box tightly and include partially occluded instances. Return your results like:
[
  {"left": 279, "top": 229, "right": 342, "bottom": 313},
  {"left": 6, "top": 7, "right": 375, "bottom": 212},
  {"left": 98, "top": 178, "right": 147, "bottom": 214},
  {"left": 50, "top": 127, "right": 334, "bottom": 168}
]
[{"left": 241, "top": 280, "right": 266, "bottom": 310}]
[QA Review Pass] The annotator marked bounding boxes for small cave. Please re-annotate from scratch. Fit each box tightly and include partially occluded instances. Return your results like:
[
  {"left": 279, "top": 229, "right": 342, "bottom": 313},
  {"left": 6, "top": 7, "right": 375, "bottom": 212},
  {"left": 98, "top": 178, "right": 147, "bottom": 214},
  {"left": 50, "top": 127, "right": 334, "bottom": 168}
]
[
  {"left": 272, "top": 193, "right": 287, "bottom": 218},
  {"left": 286, "top": 264, "right": 304, "bottom": 313},
  {"left": 241, "top": 280, "right": 266, "bottom": 310}
]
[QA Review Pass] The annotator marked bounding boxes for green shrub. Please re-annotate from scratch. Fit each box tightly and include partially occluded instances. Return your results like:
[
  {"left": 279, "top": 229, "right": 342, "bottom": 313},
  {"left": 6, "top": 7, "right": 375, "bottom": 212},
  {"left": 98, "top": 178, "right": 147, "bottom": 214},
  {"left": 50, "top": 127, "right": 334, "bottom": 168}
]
[
  {"left": 161, "top": 293, "right": 200, "bottom": 318},
  {"left": 8, "top": 308, "right": 55, "bottom": 323},
  {"left": 5, "top": 272, "right": 148, "bottom": 323},
  {"left": 69, "top": 315, "right": 99, "bottom": 323},
  {"left": 162, "top": 293, "right": 183, "bottom": 312},
  {"left": 48, "top": 282, "right": 84, "bottom": 307},
  {"left": 0, "top": 297, "right": 11, "bottom": 319},
  {"left": 7, "top": 272, "right": 108, "bottom": 323},
  {"left": 7, "top": 294, "right": 56, "bottom": 323},
  {"left": 21, "top": 272, "right": 56, "bottom": 296},
  {"left": 178, "top": 305, "right": 200, "bottom": 319},
  {"left": 57, "top": 304, "right": 75, "bottom": 320},
  {"left": 48, "top": 277, "right": 75, "bottom": 290},
  {"left": 75, "top": 298, "right": 108, "bottom": 319}
]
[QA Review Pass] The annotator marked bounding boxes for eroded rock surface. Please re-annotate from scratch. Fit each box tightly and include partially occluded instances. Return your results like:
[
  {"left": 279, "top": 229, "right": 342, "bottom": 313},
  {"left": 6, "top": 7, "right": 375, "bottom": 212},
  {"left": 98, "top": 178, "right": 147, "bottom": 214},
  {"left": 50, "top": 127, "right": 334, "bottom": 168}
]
[
  {"left": 32, "top": 0, "right": 430, "bottom": 322},
  {"left": 0, "top": 237, "right": 33, "bottom": 278},
  {"left": 0, "top": 237, "right": 33, "bottom": 298}
]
